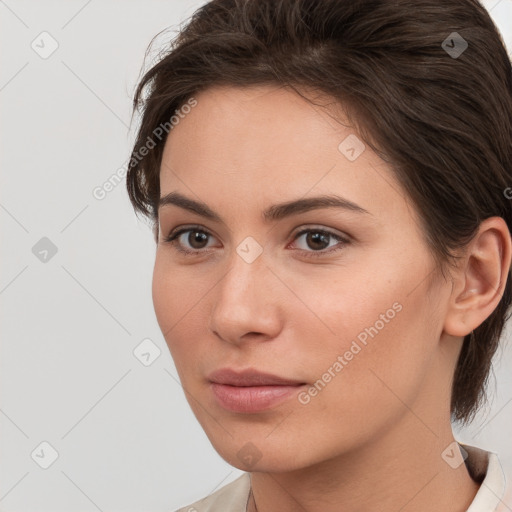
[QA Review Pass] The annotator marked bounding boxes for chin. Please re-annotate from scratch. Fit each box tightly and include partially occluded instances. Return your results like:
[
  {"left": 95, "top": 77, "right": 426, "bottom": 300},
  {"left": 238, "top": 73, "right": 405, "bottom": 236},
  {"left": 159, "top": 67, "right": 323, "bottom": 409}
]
[
  {"left": 205, "top": 433, "right": 318, "bottom": 473},
  {"left": 224, "top": 449, "right": 304, "bottom": 473}
]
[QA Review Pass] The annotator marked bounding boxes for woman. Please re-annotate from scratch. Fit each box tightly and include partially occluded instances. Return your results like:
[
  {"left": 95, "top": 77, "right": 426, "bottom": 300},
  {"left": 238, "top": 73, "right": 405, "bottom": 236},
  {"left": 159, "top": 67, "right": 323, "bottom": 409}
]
[{"left": 126, "top": 0, "right": 512, "bottom": 510}]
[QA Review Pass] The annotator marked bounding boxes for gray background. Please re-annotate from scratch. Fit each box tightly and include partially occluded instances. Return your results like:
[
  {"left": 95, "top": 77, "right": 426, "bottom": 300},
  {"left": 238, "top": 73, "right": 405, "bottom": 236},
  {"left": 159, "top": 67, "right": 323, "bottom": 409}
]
[{"left": 1, "top": 1, "right": 511, "bottom": 511}]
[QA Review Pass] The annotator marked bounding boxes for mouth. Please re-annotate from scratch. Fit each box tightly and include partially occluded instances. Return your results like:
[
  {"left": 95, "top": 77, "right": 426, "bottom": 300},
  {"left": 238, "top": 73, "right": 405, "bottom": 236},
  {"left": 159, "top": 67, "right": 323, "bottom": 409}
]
[{"left": 207, "top": 368, "right": 307, "bottom": 413}]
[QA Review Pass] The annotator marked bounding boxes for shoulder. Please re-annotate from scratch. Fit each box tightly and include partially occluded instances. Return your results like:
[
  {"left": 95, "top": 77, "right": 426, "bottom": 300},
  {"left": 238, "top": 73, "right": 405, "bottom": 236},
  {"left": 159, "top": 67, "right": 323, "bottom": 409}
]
[{"left": 174, "top": 472, "right": 251, "bottom": 512}]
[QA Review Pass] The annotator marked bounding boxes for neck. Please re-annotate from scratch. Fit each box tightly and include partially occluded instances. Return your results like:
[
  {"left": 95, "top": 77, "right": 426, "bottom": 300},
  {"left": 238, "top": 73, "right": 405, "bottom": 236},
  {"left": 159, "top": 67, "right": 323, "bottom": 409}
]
[{"left": 247, "top": 415, "right": 480, "bottom": 512}]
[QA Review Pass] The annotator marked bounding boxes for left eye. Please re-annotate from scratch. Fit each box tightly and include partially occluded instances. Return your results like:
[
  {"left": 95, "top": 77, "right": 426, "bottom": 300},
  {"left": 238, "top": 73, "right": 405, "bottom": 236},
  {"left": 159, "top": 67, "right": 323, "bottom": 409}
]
[{"left": 290, "top": 228, "right": 349, "bottom": 256}]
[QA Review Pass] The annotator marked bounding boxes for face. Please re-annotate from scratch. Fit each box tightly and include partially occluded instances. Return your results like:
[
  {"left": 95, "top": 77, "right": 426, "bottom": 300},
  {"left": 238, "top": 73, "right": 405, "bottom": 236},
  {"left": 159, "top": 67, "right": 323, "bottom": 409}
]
[{"left": 152, "top": 85, "right": 453, "bottom": 472}]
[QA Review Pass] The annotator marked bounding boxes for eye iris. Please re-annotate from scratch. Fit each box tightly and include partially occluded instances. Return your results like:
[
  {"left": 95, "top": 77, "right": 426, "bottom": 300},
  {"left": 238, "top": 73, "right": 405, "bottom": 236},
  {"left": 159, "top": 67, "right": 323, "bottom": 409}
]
[
  {"left": 189, "top": 231, "right": 208, "bottom": 249},
  {"left": 307, "top": 232, "right": 330, "bottom": 250}
]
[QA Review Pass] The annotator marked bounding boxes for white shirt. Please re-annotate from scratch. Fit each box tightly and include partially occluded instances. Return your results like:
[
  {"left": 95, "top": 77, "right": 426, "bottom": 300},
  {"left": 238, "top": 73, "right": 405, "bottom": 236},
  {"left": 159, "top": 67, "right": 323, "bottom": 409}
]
[{"left": 175, "top": 443, "right": 510, "bottom": 512}]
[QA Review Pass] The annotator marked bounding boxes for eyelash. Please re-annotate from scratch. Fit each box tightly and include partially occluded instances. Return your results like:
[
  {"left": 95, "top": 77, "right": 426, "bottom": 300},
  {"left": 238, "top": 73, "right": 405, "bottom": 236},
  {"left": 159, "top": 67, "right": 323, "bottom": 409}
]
[{"left": 162, "top": 225, "right": 350, "bottom": 259}]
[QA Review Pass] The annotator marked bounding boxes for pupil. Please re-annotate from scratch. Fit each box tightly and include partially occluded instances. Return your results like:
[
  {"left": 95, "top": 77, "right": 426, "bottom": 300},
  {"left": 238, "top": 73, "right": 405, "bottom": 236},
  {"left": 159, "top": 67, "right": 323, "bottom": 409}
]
[{"left": 308, "top": 232, "right": 329, "bottom": 250}]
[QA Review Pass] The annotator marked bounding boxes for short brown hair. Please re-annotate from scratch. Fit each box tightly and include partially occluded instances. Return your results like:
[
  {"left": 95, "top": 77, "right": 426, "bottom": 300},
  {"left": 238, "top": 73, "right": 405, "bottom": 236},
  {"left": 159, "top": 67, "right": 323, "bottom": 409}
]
[{"left": 126, "top": 0, "right": 512, "bottom": 424}]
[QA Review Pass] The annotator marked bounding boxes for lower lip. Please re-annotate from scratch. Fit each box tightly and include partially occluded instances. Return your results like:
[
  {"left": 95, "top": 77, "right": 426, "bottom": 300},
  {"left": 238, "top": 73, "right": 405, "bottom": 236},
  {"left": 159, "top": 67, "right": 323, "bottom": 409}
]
[{"left": 210, "top": 383, "right": 304, "bottom": 413}]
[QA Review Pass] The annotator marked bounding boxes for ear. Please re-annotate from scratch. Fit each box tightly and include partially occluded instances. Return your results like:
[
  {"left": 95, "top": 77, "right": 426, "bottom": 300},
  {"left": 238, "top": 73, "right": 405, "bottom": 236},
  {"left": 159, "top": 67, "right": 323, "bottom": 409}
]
[{"left": 443, "top": 217, "right": 512, "bottom": 337}]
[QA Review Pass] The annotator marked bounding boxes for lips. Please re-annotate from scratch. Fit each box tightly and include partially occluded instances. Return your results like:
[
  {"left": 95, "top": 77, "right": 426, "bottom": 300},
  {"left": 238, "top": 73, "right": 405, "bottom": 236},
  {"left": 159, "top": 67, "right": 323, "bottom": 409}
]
[
  {"left": 207, "top": 368, "right": 305, "bottom": 387},
  {"left": 207, "top": 368, "right": 307, "bottom": 413}
]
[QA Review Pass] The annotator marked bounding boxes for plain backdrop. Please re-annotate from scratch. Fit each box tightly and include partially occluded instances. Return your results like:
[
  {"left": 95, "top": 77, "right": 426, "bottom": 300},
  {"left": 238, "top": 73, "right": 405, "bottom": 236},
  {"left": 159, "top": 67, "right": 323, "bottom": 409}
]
[{"left": 1, "top": 1, "right": 511, "bottom": 511}]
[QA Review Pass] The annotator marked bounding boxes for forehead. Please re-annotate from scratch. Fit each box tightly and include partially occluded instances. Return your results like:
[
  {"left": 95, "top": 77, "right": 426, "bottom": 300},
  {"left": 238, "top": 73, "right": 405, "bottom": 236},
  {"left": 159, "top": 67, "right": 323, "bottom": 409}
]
[
  {"left": 162, "top": 84, "right": 351, "bottom": 169},
  {"left": 158, "top": 84, "right": 411, "bottom": 225}
]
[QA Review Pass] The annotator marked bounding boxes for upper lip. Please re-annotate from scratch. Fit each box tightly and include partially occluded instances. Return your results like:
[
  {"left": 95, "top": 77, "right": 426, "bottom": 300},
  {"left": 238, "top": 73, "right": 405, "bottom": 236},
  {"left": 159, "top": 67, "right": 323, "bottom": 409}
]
[{"left": 207, "top": 368, "right": 305, "bottom": 387}]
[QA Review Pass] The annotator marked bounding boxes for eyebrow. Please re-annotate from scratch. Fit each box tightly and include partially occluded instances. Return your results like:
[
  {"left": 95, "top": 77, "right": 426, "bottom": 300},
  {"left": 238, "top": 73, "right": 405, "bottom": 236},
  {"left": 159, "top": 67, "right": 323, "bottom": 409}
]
[{"left": 158, "top": 191, "right": 371, "bottom": 223}]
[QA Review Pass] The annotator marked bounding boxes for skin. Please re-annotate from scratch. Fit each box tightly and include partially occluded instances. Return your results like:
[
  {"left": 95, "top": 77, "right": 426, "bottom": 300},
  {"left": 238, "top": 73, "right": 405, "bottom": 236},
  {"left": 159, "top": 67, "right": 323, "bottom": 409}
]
[{"left": 152, "top": 84, "right": 511, "bottom": 512}]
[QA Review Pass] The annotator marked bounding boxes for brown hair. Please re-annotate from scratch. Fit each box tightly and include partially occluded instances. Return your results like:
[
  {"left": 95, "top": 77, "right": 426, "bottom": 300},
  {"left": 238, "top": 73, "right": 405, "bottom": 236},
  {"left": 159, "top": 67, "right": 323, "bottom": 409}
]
[{"left": 126, "top": 0, "right": 512, "bottom": 424}]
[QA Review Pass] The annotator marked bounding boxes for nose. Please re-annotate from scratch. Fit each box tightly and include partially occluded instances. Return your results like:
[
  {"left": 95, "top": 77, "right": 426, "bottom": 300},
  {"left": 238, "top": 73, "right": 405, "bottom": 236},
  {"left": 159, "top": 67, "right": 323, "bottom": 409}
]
[{"left": 208, "top": 248, "right": 283, "bottom": 346}]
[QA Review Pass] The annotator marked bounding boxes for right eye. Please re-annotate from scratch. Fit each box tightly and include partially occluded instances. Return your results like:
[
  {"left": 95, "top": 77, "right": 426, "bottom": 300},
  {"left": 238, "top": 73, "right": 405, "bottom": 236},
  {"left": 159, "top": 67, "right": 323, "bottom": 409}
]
[{"left": 163, "top": 226, "right": 219, "bottom": 256}]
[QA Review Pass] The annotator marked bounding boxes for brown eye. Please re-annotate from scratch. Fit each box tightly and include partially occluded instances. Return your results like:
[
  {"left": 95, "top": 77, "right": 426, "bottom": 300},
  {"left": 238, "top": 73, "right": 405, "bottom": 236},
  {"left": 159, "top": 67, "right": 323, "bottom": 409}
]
[
  {"left": 304, "top": 231, "right": 331, "bottom": 251},
  {"left": 291, "top": 228, "right": 350, "bottom": 258},
  {"left": 186, "top": 230, "right": 209, "bottom": 249},
  {"left": 163, "top": 226, "right": 217, "bottom": 255}
]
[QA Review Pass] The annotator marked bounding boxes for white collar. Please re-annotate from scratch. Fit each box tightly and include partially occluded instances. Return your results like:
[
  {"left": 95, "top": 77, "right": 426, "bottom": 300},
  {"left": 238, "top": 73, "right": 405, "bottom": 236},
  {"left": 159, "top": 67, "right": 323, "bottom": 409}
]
[{"left": 461, "top": 443, "right": 508, "bottom": 512}]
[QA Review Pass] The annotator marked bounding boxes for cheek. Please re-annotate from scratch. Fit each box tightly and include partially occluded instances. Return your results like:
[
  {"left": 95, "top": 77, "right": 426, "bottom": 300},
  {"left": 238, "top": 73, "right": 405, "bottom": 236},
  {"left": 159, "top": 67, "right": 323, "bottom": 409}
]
[
  {"left": 152, "top": 258, "right": 175, "bottom": 336},
  {"left": 301, "top": 286, "right": 436, "bottom": 424},
  {"left": 151, "top": 257, "right": 202, "bottom": 359},
  {"left": 276, "top": 260, "right": 401, "bottom": 354},
  {"left": 152, "top": 254, "right": 208, "bottom": 329},
  {"left": 288, "top": 260, "right": 436, "bottom": 405}
]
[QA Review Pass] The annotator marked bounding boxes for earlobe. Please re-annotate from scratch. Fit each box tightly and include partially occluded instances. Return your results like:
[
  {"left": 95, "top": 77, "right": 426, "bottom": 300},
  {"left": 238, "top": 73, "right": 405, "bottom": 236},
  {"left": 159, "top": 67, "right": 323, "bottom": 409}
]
[{"left": 443, "top": 217, "right": 512, "bottom": 338}]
